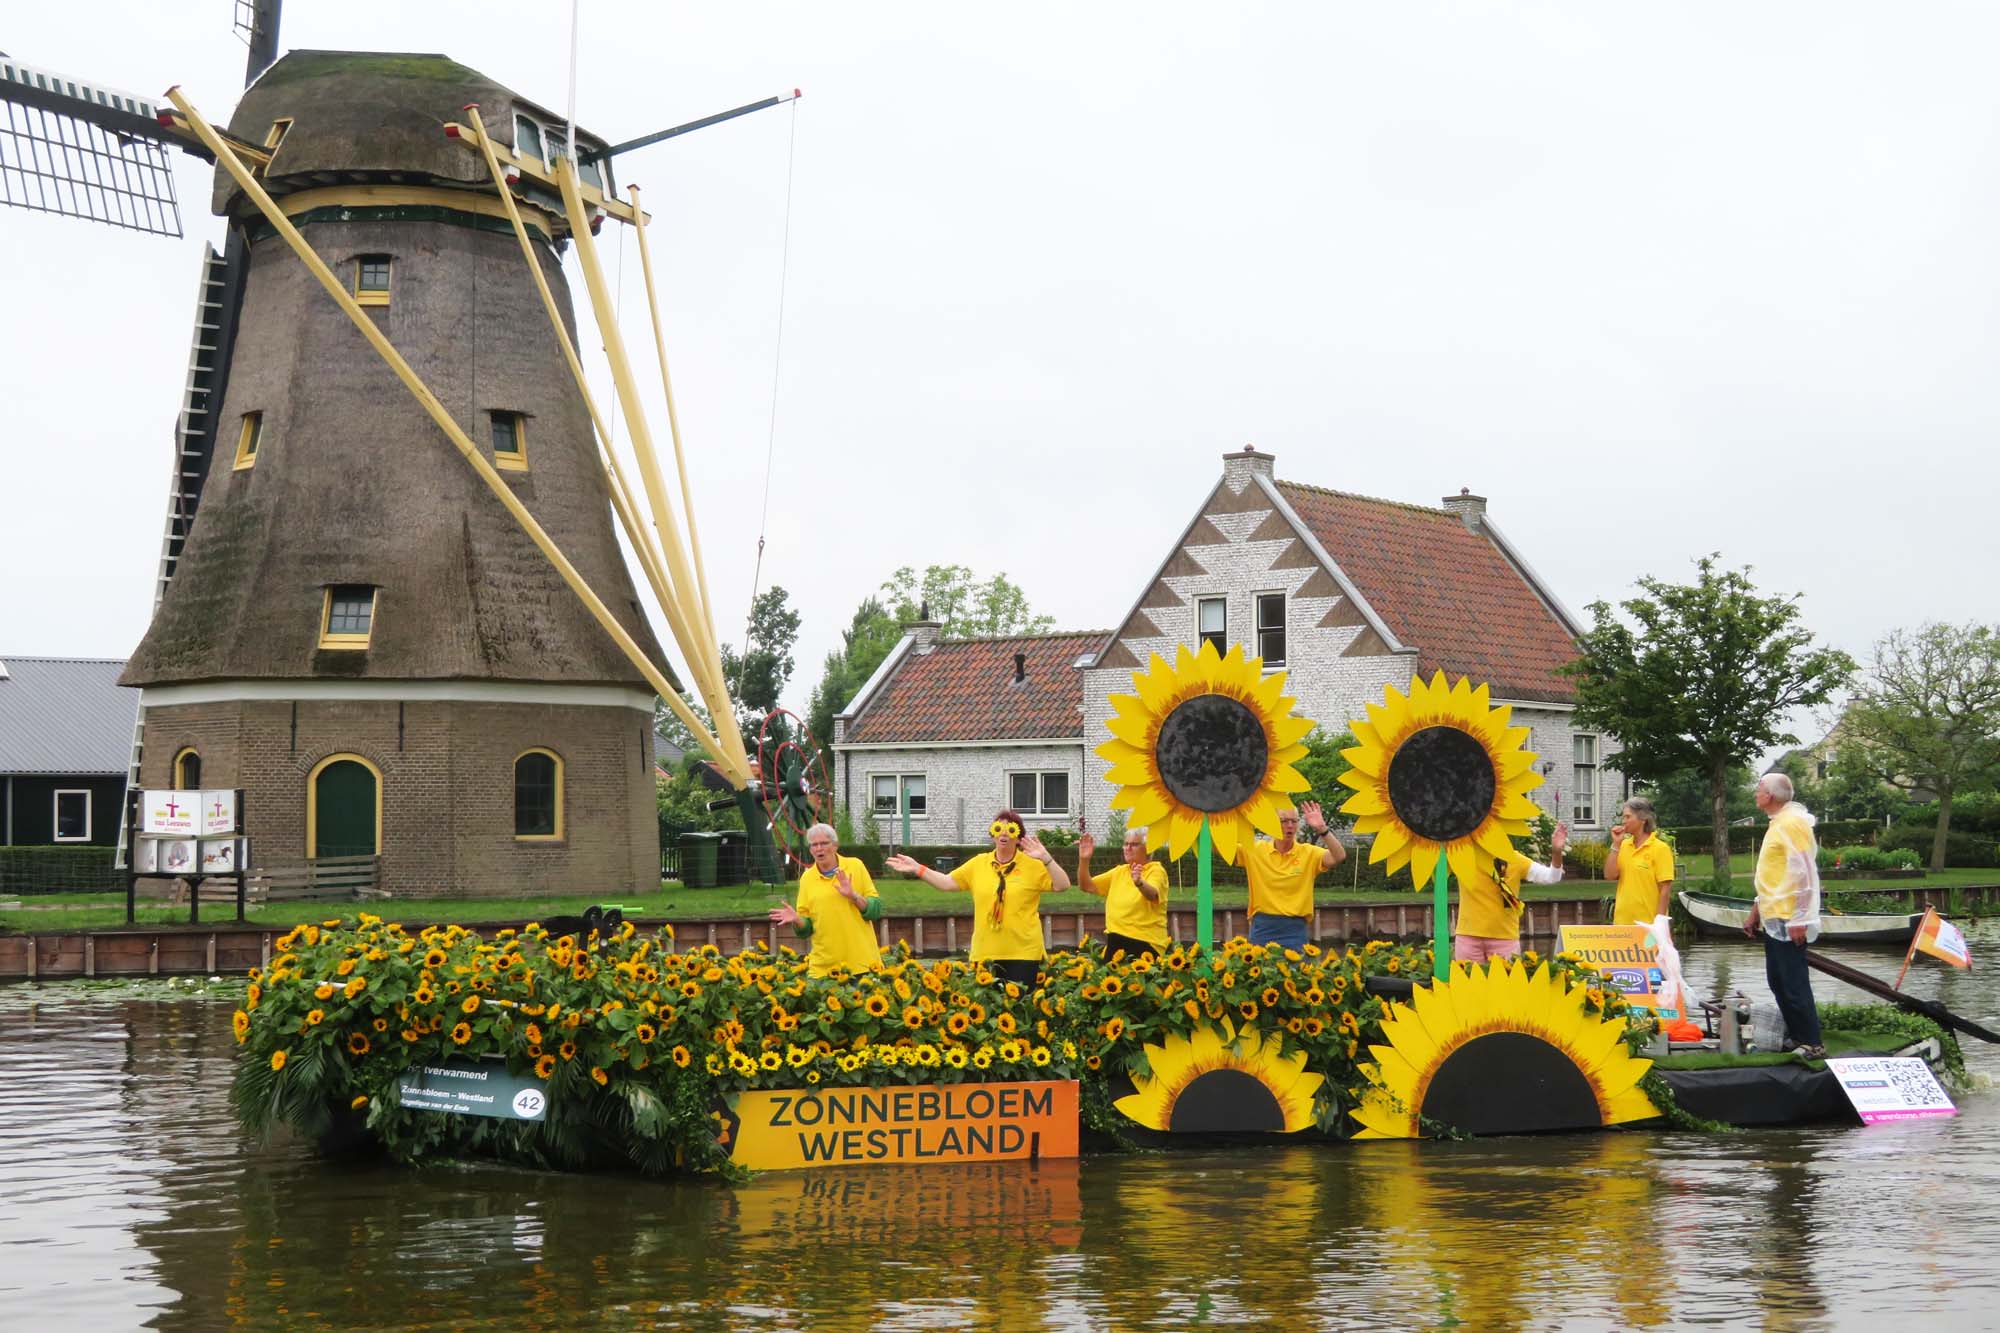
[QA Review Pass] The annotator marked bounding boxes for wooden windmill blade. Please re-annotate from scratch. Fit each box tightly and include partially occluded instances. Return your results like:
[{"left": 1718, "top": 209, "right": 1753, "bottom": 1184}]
[{"left": 0, "top": 57, "right": 195, "bottom": 236}]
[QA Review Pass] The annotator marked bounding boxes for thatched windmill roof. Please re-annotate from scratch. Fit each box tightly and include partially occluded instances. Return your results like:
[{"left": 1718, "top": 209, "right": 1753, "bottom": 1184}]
[{"left": 214, "top": 50, "right": 613, "bottom": 232}]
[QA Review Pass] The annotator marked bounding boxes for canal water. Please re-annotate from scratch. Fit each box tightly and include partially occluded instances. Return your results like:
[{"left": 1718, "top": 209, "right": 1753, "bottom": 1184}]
[{"left": 4, "top": 927, "right": 1999, "bottom": 1331}]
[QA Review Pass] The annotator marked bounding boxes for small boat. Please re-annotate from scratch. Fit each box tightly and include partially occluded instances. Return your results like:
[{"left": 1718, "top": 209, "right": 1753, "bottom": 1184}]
[{"left": 1678, "top": 890, "right": 1922, "bottom": 947}]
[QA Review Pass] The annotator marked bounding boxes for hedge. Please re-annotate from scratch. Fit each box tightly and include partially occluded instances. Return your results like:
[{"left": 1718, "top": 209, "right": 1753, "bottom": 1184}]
[
  {"left": 0, "top": 845, "right": 122, "bottom": 895},
  {"left": 1657, "top": 820, "right": 1881, "bottom": 856},
  {"left": 1880, "top": 825, "right": 2000, "bottom": 868}
]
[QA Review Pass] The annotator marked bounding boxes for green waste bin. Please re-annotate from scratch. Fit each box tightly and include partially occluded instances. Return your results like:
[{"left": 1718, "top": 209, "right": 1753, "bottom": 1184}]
[
  {"left": 679, "top": 832, "right": 720, "bottom": 888},
  {"left": 716, "top": 831, "right": 749, "bottom": 886}
]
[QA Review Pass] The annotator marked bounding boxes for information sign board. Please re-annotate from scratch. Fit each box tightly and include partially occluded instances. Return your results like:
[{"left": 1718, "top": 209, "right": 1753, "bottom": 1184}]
[
  {"left": 396, "top": 1061, "right": 549, "bottom": 1122},
  {"left": 1824, "top": 1057, "right": 1957, "bottom": 1125},
  {"left": 726, "top": 1079, "right": 1080, "bottom": 1170}
]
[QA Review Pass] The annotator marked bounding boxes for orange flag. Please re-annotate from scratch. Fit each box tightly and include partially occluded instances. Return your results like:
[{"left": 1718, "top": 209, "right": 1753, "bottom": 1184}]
[{"left": 1896, "top": 907, "right": 1972, "bottom": 989}]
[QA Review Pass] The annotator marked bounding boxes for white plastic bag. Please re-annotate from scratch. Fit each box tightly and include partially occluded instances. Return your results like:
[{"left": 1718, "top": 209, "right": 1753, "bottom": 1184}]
[{"left": 1648, "top": 913, "right": 1693, "bottom": 1025}]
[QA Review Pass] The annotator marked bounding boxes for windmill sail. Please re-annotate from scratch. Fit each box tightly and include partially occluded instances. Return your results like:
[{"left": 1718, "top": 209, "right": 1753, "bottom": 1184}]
[{"left": 0, "top": 58, "right": 187, "bottom": 236}]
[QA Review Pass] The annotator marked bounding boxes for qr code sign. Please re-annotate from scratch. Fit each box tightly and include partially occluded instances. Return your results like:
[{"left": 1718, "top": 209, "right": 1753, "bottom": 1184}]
[
  {"left": 1882, "top": 1060, "right": 1951, "bottom": 1108},
  {"left": 1826, "top": 1057, "right": 1957, "bottom": 1123}
]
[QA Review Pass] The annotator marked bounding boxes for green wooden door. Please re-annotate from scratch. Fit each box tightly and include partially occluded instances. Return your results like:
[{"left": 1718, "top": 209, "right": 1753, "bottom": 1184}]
[{"left": 314, "top": 760, "right": 377, "bottom": 858}]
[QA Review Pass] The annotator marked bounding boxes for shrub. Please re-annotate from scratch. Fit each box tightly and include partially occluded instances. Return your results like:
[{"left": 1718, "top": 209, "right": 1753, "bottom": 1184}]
[
  {"left": 1567, "top": 839, "right": 1609, "bottom": 880},
  {"left": 1881, "top": 825, "right": 1999, "bottom": 868},
  {"left": 0, "top": 845, "right": 121, "bottom": 895}
]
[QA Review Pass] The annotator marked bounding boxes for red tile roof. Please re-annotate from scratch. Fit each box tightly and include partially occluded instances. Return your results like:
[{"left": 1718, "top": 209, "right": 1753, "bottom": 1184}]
[
  {"left": 1276, "top": 483, "right": 1580, "bottom": 704},
  {"left": 843, "top": 632, "right": 1103, "bottom": 744}
]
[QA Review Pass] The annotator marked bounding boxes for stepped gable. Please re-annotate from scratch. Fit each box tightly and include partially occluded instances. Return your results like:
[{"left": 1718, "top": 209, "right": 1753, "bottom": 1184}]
[
  {"left": 843, "top": 632, "right": 1104, "bottom": 744},
  {"left": 1276, "top": 482, "right": 1579, "bottom": 703}
]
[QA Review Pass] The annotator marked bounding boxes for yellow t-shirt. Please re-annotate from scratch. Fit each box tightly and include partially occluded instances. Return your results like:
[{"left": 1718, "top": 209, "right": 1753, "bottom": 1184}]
[
  {"left": 1611, "top": 835, "right": 1675, "bottom": 925},
  {"left": 1086, "top": 860, "right": 1171, "bottom": 948},
  {"left": 949, "top": 852, "right": 1052, "bottom": 961},
  {"left": 1243, "top": 839, "right": 1322, "bottom": 920},
  {"left": 1755, "top": 807, "right": 1815, "bottom": 921},
  {"left": 795, "top": 856, "right": 881, "bottom": 977},
  {"left": 1456, "top": 849, "right": 1532, "bottom": 941}
]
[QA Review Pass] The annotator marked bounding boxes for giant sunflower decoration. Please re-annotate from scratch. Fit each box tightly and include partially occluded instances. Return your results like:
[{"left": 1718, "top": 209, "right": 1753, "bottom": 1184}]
[
  {"left": 1350, "top": 961, "right": 1657, "bottom": 1138},
  {"left": 1098, "top": 641, "right": 1313, "bottom": 863},
  {"left": 1337, "top": 673, "right": 1543, "bottom": 886},
  {"left": 1116, "top": 1021, "right": 1324, "bottom": 1133}
]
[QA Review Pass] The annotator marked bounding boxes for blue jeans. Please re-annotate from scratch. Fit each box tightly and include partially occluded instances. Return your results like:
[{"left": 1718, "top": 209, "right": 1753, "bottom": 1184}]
[
  {"left": 1248, "top": 914, "right": 1308, "bottom": 951},
  {"left": 1763, "top": 930, "right": 1822, "bottom": 1047}
]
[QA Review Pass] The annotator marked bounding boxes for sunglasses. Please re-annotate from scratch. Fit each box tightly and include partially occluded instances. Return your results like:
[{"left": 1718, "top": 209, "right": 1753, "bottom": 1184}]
[{"left": 990, "top": 820, "right": 1022, "bottom": 839}]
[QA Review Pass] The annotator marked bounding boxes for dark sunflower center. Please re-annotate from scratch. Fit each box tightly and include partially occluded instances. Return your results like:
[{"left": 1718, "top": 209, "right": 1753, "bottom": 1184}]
[
  {"left": 1166, "top": 1067, "right": 1287, "bottom": 1133},
  {"left": 1384, "top": 725, "right": 1496, "bottom": 842},
  {"left": 1156, "top": 694, "right": 1269, "bottom": 813},
  {"left": 1420, "top": 1031, "right": 1601, "bottom": 1134}
]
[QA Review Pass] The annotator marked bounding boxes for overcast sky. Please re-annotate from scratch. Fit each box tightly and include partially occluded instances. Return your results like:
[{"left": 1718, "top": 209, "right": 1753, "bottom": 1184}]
[{"left": 7, "top": 2, "right": 1996, "bottom": 752}]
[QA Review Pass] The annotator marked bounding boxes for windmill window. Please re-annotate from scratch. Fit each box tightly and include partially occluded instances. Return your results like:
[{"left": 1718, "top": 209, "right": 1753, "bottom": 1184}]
[
  {"left": 320, "top": 586, "right": 377, "bottom": 650},
  {"left": 491, "top": 411, "right": 528, "bottom": 471},
  {"left": 514, "top": 749, "right": 563, "bottom": 840},
  {"left": 173, "top": 748, "right": 202, "bottom": 790},
  {"left": 233, "top": 411, "right": 262, "bottom": 470},
  {"left": 515, "top": 114, "right": 546, "bottom": 165},
  {"left": 354, "top": 256, "right": 392, "bottom": 307}
]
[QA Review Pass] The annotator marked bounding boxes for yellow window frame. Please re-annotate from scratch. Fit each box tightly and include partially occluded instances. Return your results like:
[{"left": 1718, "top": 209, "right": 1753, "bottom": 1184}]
[
  {"left": 232, "top": 411, "right": 262, "bottom": 470},
  {"left": 319, "top": 586, "right": 377, "bottom": 650},
  {"left": 491, "top": 410, "right": 529, "bottom": 472},
  {"left": 513, "top": 747, "right": 565, "bottom": 841},
  {"left": 305, "top": 752, "right": 384, "bottom": 858},
  {"left": 172, "top": 747, "right": 201, "bottom": 790},
  {"left": 353, "top": 255, "right": 392, "bottom": 307}
]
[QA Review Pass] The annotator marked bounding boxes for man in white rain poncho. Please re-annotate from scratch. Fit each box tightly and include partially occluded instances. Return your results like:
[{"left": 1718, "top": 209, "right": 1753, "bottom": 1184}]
[{"left": 1744, "top": 772, "right": 1824, "bottom": 1057}]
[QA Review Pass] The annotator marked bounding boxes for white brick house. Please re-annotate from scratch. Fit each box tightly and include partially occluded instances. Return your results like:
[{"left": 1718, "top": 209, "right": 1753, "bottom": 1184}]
[{"left": 835, "top": 449, "right": 1624, "bottom": 846}]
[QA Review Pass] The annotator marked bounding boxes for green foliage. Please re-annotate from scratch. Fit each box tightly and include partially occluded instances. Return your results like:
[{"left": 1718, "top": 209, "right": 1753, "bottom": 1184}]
[
  {"left": 1902, "top": 789, "right": 2000, "bottom": 836},
  {"left": 1294, "top": 728, "right": 1357, "bottom": 814},
  {"left": 1812, "top": 751, "right": 1911, "bottom": 823},
  {"left": 1567, "top": 838, "right": 1609, "bottom": 879},
  {"left": 656, "top": 763, "right": 740, "bottom": 834},
  {"left": 881, "top": 565, "right": 1056, "bottom": 638},
  {"left": 1838, "top": 622, "right": 2000, "bottom": 869},
  {"left": 1563, "top": 555, "right": 1854, "bottom": 878},
  {"left": 804, "top": 596, "right": 903, "bottom": 766},
  {"left": 0, "top": 845, "right": 121, "bottom": 894},
  {"left": 720, "top": 585, "right": 802, "bottom": 729},
  {"left": 1035, "top": 825, "right": 1080, "bottom": 849},
  {"left": 1642, "top": 764, "right": 1760, "bottom": 828},
  {"left": 654, "top": 692, "right": 715, "bottom": 760},
  {"left": 1881, "top": 825, "right": 1999, "bottom": 868},
  {"left": 1816, "top": 1002, "right": 1966, "bottom": 1086},
  {"left": 1815, "top": 845, "right": 1921, "bottom": 873}
]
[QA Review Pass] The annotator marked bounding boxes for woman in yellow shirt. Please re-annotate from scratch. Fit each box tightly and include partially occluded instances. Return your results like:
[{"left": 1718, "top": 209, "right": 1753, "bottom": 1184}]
[
  {"left": 1076, "top": 826, "right": 1170, "bottom": 959},
  {"left": 1605, "top": 797, "right": 1675, "bottom": 925},
  {"left": 887, "top": 809, "right": 1072, "bottom": 986},
  {"left": 769, "top": 823, "right": 882, "bottom": 977},
  {"left": 1454, "top": 823, "right": 1566, "bottom": 963}
]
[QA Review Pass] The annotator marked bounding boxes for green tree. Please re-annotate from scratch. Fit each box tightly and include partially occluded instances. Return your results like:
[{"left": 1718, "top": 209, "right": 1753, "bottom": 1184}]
[
  {"left": 1837, "top": 622, "right": 2000, "bottom": 869},
  {"left": 1643, "top": 763, "right": 1760, "bottom": 828},
  {"left": 804, "top": 596, "right": 903, "bottom": 757},
  {"left": 656, "top": 758, "right": 740, "bottom": 833},
  {"left": 721, "top": 585, "right": 801, "bottom": 732},
  {"left": 1562, "top": 555, "right": 1855, "bottom": 881},
  {"left": 1294, "top": 728, "right": 1358, "bottom": 816},
  {"left": 1814, "top": 750, "right": 1909, "bottom": 824},
  {"left": 881, "top": 565, "right": 1056, "bottom": 637},
  {"left": 654, "top": 691, "right": 714, "bottom": 758}
]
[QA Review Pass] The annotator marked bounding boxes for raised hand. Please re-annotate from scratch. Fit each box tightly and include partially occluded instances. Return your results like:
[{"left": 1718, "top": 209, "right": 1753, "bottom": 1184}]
[
  {"left": 835, "top": 866, "right": 860, "bottom": 903},
  {"left": 1077, "top": 833, "right": 1095, "bottom": 863},
  {"left": 768, "top": 902, "right": 800, "bottom": 926},
  {"left": 1300, "top": 799, "right": 1329, "bottom": 833},
  {"left": 885, "top": 853, "right": 922, "bottom": 877},
  {"left": 1019, "top": 834, "right": 1050, "bottom": 863},
  {"left": 1553, "top": 821, "right": 1569, "bottom": 854}
]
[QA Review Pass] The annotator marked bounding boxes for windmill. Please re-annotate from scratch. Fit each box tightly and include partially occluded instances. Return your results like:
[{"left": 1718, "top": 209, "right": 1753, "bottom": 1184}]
[{"left": 4, "top": 6, "right": 808, "bottom": 906}]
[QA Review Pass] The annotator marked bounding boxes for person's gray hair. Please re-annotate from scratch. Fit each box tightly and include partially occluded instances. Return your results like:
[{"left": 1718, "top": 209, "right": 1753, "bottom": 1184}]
[
  {"left": 1623, "top": 796, "right": 1658, "bottom": 834},
  {"left": 1122, "top": 827, "right": 1148, "bottom": 845},
  {"left": 1760, "top": 772, "right": 1794, "bottom": 802},
  {"left": 805, "top": 822, "right": 838, "bottom": 843}
]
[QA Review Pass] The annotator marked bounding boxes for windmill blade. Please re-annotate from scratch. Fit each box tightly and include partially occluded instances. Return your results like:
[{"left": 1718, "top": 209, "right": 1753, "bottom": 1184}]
[{"left": 0, "top": 57, "right": 198, "bottom": 236}]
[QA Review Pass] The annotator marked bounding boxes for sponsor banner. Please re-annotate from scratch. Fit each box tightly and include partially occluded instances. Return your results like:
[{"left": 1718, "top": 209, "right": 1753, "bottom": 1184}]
[
  {"left": 397, "top": 1060, "right": 549, "bottom": 1122},
  {"left": 199, "top": 790, "right": 239, "bottom": 837},
  {"left": 1556, "top": 924, "right": 1682, "bottom": 1019},
  {"left": 141, "top": 790, "right": 199, "bottom": 837},
  {"left": 1825, "top": 1057, "right": 1957, "bottom": 1125},
  {"left": 726, "top": 1079, "right": 1079, "bottom": 1171}
]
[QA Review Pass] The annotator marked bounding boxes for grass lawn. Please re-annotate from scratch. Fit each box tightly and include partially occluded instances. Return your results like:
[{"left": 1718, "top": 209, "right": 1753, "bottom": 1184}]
[
  {"left": 1652, "top": 1028, "right": 1913, "bottom": 1070},
  {"left": 5, "top": 867, "right": 1993, "bottom": 934}
]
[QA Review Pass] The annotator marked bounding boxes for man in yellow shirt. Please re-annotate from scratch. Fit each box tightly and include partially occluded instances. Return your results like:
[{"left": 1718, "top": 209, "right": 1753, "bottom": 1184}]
[
  {"left": 1605, "top": 797, "right": 1675, "bottom": 925},
  {"left": 1744, "top": 772, "right": 1824, "bottom": 1056},
  {"left": 1242, "top": 800, "right": 1346, "bottom": 951},
  {"left": 888, "top": 810, "right": 1072, "bottom": 986},
  {"left": 770, "top": 823, "right": 883, "bottom": 977},
  {"left": 1455, "top": 822, "right": 1567, "bottom": 963},
  {"left": 1076, "top": 826, "right": 1171, "bottom": 958}
]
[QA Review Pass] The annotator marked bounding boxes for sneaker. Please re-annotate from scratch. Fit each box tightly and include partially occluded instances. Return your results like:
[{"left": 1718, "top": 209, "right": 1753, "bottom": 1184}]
[{"left": 1793, "top": 1043, "right": 1826, "bottom": 1060}]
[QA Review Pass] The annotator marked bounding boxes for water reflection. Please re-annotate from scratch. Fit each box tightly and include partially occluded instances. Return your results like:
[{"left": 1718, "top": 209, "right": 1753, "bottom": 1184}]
[{"left": 4, "top": 925, "right": 2000, "bottom": 1330}]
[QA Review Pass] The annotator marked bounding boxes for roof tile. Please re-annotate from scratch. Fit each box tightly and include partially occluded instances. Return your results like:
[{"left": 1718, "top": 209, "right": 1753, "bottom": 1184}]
[{"left": 844, "top": 633, "right": 1102, "bottom": 744}]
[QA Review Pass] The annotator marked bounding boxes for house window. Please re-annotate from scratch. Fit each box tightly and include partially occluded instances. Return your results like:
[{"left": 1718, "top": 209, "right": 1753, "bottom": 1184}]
[
  {"left": 1196, "top": 597, "right": 1226, "bottom": 656},
  {"left": 233, "top": 411, "right": 262, "bottom": 470},
  {"left": 354, "top": 255, "right": 392, "bottom": 307},
  {"left": 1255, "top": 593, "right": 1286, "bottom": 666},
  {"left": 173, "top": 747, "right": 201, "bottom": 790},
  {"left": 1572, "top": 734, "right": 1598, "bottom": 825},
  {"left": 515, "top": 113, "right": 546, "bottom": 164},
  {"left": 54, "top": 790, "right": 91, "bottom": 842},
  {"left": 490, "top": 411, "right": 528, "bottom": 471},
  {"left": 514, "top": 749, "right": 563, "bottom": 839},
  {"left": 320, "top": 585, "right": 377, "bottom": 650},
  {"left": 870, "top": 774, "right": 926, "bottom": 817},
  {"left": 1009, "top": 771, "right": 1071, "bottom": 816}
]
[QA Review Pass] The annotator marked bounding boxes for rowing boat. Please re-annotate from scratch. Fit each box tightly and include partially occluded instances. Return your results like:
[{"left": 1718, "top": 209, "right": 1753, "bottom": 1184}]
[{"left": 1678, "top": 890, "right": 1921, "bottom": 946}]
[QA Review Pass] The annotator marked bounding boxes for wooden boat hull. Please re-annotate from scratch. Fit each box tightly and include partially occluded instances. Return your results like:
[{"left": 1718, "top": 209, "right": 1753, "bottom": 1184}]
[{"left": 1679, "top": 891, "right": 1921, "bottom": 946}]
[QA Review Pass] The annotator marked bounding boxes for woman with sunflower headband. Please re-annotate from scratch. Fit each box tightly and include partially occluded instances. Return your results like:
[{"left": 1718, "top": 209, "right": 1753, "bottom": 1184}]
[
  {"left": 770, "top": 823, "right": 884, "bottom": 977},
  {"left": 887, "top": 810, "right": 1071, "bottom": 986},
  {"left": 1076, "top": 826, "right": 1170, "bottom": 959}
]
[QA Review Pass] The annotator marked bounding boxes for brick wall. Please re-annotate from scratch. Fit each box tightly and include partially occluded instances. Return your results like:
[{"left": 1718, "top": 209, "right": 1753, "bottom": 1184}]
[{"left": 137, "top": 696, "right": 658, "bottom": 897}]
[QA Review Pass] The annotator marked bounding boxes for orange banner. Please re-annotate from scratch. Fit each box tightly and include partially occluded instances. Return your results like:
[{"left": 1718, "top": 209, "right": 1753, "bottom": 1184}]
[{"left": 726, "top": 1080, "right": 1080, "bottom": 1171}]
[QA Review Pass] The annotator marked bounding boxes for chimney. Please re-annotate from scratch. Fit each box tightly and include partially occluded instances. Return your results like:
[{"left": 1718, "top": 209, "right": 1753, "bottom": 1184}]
[
  {"left": 1222, "top": 445, "right": 1275, "bottom": 493},
  {"left": 905, "top": 617, "right": 942, "bottom": 654},
  {"left": 1012, "top": 651, "right": 1027, "bottom": 684},
  {"left": 1441, "top": 487, "right": 1487, "bottom": 530}
]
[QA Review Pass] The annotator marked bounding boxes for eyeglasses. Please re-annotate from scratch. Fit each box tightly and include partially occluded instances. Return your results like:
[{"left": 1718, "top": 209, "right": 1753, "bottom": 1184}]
[{"left": 990, "top": 820, "right": 1022, "bottom": 839}]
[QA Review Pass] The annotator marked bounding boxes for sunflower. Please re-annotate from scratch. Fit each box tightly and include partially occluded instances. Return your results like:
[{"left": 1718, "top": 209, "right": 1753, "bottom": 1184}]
[
  {"left": 591, "top": 1066, "right": 610, "bottom": 1086},
  {"left": 232, "top": 1010, "right": 251, "bottom": 1043},
  {"left": 347, "top": 1032, "right": 371, "bottom": 1055},
  {"left": 1116, "top": 1023, "right": 1322, "bottom": 1133},
  {"left": 1337, "top": 673, "right": 1543, "bottom": 886},
  {"left": 535, "top": 1054, "right": 558, "bottom": 1079},
  {"left": 450, "top": 1022, "right": 473, "bottom": 1045},
  {"left": 1350, "top": 962, "right": 1657, "bottom": 1138},
  {"left": 1097, "top": 640, "right": 1315, "bottom": 860},
  {"left": 269, "top": 1049, "right": 288, "bottom": 1071},
  {"left": 671, "top": 1044, "right": 692, "bottom": 1068},
  {"left": 864, "top": 994, "right": 892, "bottom": 1018}
]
